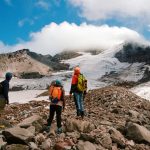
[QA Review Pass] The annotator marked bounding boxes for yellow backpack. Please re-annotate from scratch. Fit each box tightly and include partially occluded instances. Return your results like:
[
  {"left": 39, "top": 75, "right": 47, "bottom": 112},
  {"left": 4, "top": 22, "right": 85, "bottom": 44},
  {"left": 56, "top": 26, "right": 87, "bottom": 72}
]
[{"left": 77, "top": 74, "right": 87, "bottom": 92}]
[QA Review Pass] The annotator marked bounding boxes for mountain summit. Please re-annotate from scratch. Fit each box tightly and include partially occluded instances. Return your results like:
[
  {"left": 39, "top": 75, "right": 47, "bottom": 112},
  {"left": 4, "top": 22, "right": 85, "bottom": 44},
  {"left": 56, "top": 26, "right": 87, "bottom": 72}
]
[{"left": 0, "top": 49, "right": 71, "bottom": 78}]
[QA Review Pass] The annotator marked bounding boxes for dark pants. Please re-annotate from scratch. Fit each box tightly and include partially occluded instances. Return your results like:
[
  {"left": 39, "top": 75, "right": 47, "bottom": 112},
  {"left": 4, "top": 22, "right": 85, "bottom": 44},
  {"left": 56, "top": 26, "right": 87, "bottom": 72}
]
[
  {"left": 0, "top": 98, "right": 6, "bottom": 114},
  {"left": 73, "top": 92, "right": 84, "bottom": 117},
  {"left": 47, "top": 105, "right": 62, "bottom": 128}
]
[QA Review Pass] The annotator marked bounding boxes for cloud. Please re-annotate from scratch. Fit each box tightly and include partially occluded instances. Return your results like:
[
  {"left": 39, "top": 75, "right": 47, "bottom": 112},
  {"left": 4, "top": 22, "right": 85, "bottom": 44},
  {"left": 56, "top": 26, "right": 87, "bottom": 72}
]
[
  {"left": 4, "top": 0, "right": 12, "bottom": 6},
  {"left": 0, "top": 22, "right": 148, "bottom": 55},
  {"left": 18, "top": 18, "right": 34, "bottom": 27},
  {"left": 35, "top": 0, "right": 50, "bottom": 10},
  {"left": 68, "top": 0, "right": 150, "bottom": 22}
]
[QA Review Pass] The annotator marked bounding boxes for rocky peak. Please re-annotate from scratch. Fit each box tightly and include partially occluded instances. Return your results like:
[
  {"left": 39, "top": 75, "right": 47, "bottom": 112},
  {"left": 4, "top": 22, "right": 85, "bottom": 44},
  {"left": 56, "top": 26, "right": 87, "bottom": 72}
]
[
  {"left": 115, "top": 42, "right": 150, "bottom": 64},
  {"left": 0, "top": 49, "right": 70, "bottom": 78}
]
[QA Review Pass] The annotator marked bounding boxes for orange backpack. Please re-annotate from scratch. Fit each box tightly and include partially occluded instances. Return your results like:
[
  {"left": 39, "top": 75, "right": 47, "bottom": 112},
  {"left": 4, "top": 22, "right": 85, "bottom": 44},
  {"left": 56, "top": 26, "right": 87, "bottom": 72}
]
[{"left": 49, "top": 86, "right": 62, "bottom": 101}]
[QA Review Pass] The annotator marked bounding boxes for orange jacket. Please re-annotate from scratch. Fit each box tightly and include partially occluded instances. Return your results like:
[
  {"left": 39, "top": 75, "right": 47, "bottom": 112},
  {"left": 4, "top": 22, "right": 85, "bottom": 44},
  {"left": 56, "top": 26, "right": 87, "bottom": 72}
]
[{"left": 70, "top": 74, "right": 80, "bottom": 94}]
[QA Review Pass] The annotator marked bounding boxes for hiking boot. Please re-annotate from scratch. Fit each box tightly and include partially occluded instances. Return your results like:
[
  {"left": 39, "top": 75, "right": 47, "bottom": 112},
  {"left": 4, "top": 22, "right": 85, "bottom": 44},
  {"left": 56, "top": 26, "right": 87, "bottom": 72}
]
[
  {"left": 45, "top": 126, "right": 51, "bottom": 132},
  {"left": 81, "top": 111, "right": 84, "bottom": 119},
  {"left": 77, "top": 110, "right": 80, "bottom": 116},
  {"left": 57, "top": 127, "right": 62, "bottom": 134}
]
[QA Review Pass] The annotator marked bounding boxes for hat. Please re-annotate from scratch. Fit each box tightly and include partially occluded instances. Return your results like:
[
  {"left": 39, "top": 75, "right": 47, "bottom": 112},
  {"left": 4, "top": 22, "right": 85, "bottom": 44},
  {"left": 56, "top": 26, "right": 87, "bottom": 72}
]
[
  {"left": 55, "top": 79, "right": 62, "bottom": 86},
  {"left": 5, "top": 72, "right": 12, "bottom": 80}
]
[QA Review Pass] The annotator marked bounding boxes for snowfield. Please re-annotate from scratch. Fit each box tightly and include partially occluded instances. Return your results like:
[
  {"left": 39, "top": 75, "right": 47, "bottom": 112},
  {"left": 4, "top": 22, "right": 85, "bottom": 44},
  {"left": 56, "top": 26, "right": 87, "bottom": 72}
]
[
  {"left": 131, "top": 82, "right": 150, "bottom": 100},
  {"left": 1, "top": 44, "right": 150, "bottom": 103}
]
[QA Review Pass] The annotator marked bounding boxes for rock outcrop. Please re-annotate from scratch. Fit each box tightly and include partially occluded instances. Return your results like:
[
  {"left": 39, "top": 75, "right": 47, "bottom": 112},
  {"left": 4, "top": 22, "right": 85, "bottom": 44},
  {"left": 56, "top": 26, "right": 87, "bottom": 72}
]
[
  {"left": 0, "top": 86, "right": 150, "bottom": 149},
  {"left": 0, "top": 49, "right": 71, "bottom": 78}
]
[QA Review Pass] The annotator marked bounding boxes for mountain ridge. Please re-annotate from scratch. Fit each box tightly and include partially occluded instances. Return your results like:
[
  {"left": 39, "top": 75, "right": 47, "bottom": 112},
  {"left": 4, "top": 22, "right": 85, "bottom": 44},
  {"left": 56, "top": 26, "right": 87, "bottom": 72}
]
[{"left": 0, "top": 49, "right": 81, "bottom": 78}]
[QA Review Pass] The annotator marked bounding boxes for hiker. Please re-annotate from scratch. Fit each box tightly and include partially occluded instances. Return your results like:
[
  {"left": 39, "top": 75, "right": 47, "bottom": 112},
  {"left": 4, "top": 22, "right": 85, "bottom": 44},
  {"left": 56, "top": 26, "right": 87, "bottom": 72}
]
[
  {"left": 46, "top": 79, "right": 65, "bottom": 133},
  {"left": 70, "top": 66, "right": 87, "bottom": 119},
  {"left": 0, "top": 72, "right": 12, "bottom": 114}
]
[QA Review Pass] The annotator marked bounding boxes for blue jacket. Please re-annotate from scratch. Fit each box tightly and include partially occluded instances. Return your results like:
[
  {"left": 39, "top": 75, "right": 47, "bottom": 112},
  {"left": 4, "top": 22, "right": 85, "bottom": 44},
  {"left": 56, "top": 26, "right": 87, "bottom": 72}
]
[{"left": 0, "top": 79, "right": 10, "bottom": 103}]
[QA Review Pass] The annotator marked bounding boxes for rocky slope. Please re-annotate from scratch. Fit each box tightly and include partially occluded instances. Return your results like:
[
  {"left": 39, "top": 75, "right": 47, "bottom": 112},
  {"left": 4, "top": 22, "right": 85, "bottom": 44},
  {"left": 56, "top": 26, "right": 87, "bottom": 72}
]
[
  {"left": 0, "top": 49, "right": 52, "bottom": 78},
  {"left": 0, "top": 86, "right": 150, "bottom": 149},
  {"left": 115, "top": 43, "right": 150, "bottom": 64},
  {"left": 0, "top": 49, "right": 81, "bottom": 78}
]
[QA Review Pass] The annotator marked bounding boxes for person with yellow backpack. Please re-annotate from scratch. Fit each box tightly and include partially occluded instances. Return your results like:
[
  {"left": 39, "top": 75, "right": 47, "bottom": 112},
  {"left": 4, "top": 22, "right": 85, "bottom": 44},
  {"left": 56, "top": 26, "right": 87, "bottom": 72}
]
[
  {"left": 46, "top": 79, "right": 65, "bottom": 133},
  {"left": 70, "top": 67, "right": 87, "bottom": 119}
]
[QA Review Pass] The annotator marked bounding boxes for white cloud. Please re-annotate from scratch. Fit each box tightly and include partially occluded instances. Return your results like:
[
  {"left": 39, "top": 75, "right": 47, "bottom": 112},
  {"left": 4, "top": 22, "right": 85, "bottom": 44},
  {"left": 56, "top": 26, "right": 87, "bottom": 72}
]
[
  {"left": 69, "top": 0, "right": 150, "bottom": 21},
  {"left": 35, "top": 0, "right": 50, "bottom": 10},
  {"left": 0, "top": 22, "right": 148, "bottom": 55},
  {"left": 18, "top": 18, "right": 34, "bottom": 27}
]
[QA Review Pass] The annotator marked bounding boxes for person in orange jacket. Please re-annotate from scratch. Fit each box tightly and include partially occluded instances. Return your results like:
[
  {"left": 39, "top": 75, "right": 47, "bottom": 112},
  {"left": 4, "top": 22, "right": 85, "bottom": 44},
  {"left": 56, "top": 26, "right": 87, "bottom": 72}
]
[
  {"left": 46, "top": 80, "right": 65, "bottom": 133},
  {"left": 70, "top": 67, "right": 86, "bottom": 118}
]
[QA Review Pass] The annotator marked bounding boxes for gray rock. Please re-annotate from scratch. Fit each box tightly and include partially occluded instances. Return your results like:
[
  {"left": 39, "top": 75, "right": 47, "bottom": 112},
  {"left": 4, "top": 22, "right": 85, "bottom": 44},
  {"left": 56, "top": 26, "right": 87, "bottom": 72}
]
[
  {"left": 100, "top": 120, "right": 112, "bottom": 126},
  {"left": 41, "top": 138, "right": 51, "bottom": 150},
  {"left": 34, "top": 133, "right": 46, "bottom": 145},
  {"left": 126, "top": 122, "right": 150, "bottom": 143},
  {"left": 65, "top": 118, "right": 95, "bottom": 133},
  {"left": 77, "top": 140, "right": 96, "bottom": 150},
  {"left": 99, "top": 133, "right": 112, "bottom": 149},
  {"left": 54, "top": 140, "right": 73, "bottom": 150},
  {"left": 4, "top": 144, "right": 29, "bottom": 150},
  {"left": 80, "top": 133, "right": 95, "bottom": 142},
  {"left": 128, "top": 110, "right": 139, "bottom": 118},
  {"left": 29, "top": 142, "right": 38, "bottom": 150},
  {"left": 27, "top": 126, "right": 35, "bottom": 135},
  {"left": 17, "top": 115, "right": 42, "bottom": 128},
  {"left": 2, "top": 127, "right": 34, "bottom": 144},
  {"left": 109, "top": 128, "right": 125, "bottom": 147},
  {"left": 66, "top": 131, "right": 80, "bottom": 139}
]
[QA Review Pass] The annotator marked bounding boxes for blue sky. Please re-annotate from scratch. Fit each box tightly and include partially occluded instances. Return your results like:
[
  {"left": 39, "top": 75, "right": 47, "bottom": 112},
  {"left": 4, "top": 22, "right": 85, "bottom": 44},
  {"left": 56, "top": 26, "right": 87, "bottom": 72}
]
[
  {"left": 0, "top": 0, "right": 82, "bottom": 44},
  {"left": 0, "top": 0, "right": 150, "bottom": 54}
]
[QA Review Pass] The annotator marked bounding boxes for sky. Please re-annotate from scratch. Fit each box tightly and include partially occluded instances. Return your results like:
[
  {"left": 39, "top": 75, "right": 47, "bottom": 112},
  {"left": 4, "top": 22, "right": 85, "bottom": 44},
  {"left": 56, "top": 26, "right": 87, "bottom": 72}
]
[{"left": 0, "top": 0, "right": 150, "bottom": 55}]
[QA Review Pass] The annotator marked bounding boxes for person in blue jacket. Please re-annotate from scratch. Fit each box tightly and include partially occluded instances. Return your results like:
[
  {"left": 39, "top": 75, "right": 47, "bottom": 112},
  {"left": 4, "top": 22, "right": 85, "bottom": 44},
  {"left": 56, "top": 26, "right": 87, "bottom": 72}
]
[{"left": 0, "top": 72, "right": 12, "bottom": 114}]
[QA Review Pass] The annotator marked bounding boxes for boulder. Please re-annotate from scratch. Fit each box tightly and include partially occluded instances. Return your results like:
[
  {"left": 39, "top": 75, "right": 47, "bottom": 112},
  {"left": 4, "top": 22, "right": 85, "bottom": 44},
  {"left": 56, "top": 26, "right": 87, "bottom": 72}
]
[
  {"left": 17, "top": 115, "right": 42, "bottom": 128},
  {"left": 109, "top": 128, "right": 125, "bottom": 147},
  {"left": 99, "top": 133, "right": 112, "bottom": 149},
  {"left": 41, "top": 138, "right": 52, "bottom": 150},
  {"left": 77, "top": 140, "right": 96, "bottom": 150},
  {"left": 27, "top": 126, "right": 35, "bottom": 135},
  {"left": 128, "top": 110, "right": 139, "bottom": 118},
  {"left": 54, "top": 139, "right": 74, "bottom": 150},
  {"left": 4, "top": 144, "right": 29, "bottom": 150},
  {"left": 66, "top": 131, "right": 80, "bottom": 139},
  {"left": 80, "top": 133, "right": 95, "bottom": 142},
  {"left": 65, "top": 118, "right": 95, "bottom": 133},
  {"left": 2, "top": 127, "right": 34, "bottom": 144},
  {"left": 34, "top": 133, "right": 46, "bottom": 145},
  {"left": 29, "top": 142, "right": 38, "bottom": 150},
  {"left": 126, "top": 122, "right": 150, "bottom": 143}
]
